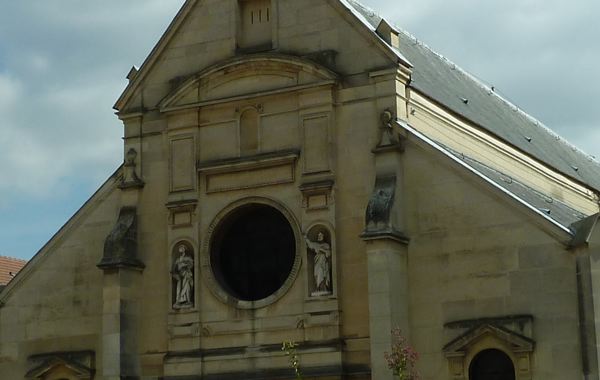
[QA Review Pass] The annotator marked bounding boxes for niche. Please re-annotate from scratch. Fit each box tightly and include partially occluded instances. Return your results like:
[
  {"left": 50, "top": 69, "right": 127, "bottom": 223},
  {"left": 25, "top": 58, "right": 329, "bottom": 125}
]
[{"left": 239, "top": 107, "right": 260, "bottom": 156}]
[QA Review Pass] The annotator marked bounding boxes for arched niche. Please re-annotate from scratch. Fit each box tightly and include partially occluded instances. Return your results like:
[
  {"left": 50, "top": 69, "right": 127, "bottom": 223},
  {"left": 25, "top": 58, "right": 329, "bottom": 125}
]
[
  {"left": 171, "top": 240, "right": 196, "bottom": 310},
  {"left": 239, "top": 106, "right": 260, "bottom": 156}
]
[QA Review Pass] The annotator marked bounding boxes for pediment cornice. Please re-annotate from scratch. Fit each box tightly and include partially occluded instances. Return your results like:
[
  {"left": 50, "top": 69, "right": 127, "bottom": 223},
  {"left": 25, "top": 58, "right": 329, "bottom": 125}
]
[
  {"left": 159, "top": 53, "right": 339, "bottom": 113},
  {"left": 444, "top": 323, "right": 535, "bottom": 356}
]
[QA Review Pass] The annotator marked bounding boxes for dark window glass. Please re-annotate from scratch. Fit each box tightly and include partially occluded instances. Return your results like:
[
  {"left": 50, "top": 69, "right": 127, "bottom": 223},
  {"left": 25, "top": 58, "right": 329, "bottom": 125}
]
[
  {"left": 211, "top": 204, "right": 295, "bottom": 301},
  {"left": 469, "top": 349, "right": 515, "bottom": 380}
]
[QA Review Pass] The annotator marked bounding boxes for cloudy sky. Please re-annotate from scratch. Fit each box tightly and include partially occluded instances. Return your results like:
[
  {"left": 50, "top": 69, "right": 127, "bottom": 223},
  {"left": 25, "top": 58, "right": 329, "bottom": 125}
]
[{"left": 0, "top": 0, "right": 598, "bottom": 260}]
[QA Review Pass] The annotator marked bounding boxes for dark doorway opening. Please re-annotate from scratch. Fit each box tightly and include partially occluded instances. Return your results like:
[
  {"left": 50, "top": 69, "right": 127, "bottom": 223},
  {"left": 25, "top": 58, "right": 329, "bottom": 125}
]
[
  {"left": 469, "top": 349, "right": 515, "bottom": 380},
  {"left": 211, "top": 204, "right": 296, "bottom": 302}
]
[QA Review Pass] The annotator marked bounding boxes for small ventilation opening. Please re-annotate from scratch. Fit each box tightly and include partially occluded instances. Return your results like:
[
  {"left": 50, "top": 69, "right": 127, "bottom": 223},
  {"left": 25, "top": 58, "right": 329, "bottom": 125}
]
[{"left": 239, "top": 0, "right": 273, "bottom": 50}]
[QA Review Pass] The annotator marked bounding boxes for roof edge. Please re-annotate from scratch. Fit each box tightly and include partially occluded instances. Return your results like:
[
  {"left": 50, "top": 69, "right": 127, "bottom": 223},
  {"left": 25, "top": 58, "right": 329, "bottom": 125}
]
[
  {"left": 0, "top": 166, "right": 123, "bottom": 306},
  {"left": 114, "top": 0, "right": 199, "bottom": 111},
  {"left": 115, "top": 0, "right": 414, "bottom": 112},
  {"left": 398, "top": 120, "right": 574, "bottom": 239}
]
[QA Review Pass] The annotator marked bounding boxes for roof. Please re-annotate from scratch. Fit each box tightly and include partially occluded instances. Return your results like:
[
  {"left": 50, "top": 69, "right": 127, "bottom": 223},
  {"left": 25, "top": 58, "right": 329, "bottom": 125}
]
[
  {"left": 399, "top": 120, "right": 583, "bottom": 235},
  {"left": 0, "top": 256, "right": 27, "bottom": 286},
  {"left": 345, "top": 0, "right": 600, "bottom": 192}
]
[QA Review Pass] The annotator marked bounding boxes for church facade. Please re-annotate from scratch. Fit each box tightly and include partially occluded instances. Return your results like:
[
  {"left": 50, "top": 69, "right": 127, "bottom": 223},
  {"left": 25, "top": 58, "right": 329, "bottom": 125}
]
[{"left": 2, "top": 1, "right": 600, "bottom": 379}]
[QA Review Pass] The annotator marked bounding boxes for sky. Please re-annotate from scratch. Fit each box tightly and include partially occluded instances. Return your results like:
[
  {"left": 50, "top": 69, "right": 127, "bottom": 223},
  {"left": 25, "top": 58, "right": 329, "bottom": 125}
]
[{"left": 0, "top": 0, "right": 598, "bottom": 260}]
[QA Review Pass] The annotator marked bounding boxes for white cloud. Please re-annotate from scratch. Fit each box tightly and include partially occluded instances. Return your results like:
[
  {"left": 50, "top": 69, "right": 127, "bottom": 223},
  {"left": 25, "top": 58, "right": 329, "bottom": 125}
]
[
  {"left": 0, "top": 1, "right": 185, "bottom": 201},
  {"left": 0, "top": 74, "right": 22, "bottom": 109}
]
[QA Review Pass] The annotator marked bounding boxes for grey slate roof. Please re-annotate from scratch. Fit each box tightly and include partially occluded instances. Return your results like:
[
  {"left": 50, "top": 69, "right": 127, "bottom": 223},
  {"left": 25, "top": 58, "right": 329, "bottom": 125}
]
[
  {"left": 345, "top": 0, "right": 600, "bottom": 192},
  {"left": 455, "top": 152, "right": 586, "bottom": 229},
  {"left": 399, "top": 120, "right": 585, "bottom": 231}
]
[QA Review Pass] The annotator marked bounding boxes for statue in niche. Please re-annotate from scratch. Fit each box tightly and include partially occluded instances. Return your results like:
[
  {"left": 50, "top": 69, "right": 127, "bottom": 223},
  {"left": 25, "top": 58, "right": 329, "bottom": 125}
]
[
  {"left": 306, "top": 230, "right": 332, "bottom": 296},
  {"left": 377, "top": 109, "right": 401, "bottom": 147},
  {"left": 172, "top": 244, "right": 194, "bottom": 309}
]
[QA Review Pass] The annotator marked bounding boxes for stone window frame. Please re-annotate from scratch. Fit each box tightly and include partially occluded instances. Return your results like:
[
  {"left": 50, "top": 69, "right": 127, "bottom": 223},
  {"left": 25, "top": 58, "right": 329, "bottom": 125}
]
[
  {"left": 443, "top": 324, "right": 535, "bottom": 380},
  {"left": 200, "top": 196, "right": 302, "bottom": 309}
]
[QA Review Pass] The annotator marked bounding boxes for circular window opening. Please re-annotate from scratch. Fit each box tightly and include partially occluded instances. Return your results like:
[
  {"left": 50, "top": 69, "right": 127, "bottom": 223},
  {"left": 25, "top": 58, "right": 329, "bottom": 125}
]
[
  {"left": 469, "top": 349, "right": 515, "bottom": 380},
  {"left": 210, "top": 204, "right": 296, "bottom": 302}
]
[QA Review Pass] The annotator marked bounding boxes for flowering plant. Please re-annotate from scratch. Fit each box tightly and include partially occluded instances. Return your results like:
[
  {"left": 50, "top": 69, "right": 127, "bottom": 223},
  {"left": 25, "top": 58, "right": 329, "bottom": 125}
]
[
  {"left": 282, "top": 341, "right": 303, "bottom": 379},
  {"left": 384, "top": 328, "right": 420, "bottom": 380}
]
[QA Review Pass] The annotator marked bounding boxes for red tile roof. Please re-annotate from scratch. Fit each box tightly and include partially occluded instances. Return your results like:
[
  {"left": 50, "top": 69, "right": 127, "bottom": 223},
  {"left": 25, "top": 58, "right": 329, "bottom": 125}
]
[{"left": 0, "top": 256, "right": 27, "bottom": 286}]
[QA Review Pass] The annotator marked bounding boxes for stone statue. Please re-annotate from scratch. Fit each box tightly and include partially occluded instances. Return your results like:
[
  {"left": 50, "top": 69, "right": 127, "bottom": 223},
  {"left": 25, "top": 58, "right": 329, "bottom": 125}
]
[
  {"left": 306, "top": 231, "right": 332, "bottom": 296},
  {"left": 378, "top": 109, "right": 400, "bottom": 147},
  {"left": 172, "top": 244, "right": 194, "bottom": 309}
]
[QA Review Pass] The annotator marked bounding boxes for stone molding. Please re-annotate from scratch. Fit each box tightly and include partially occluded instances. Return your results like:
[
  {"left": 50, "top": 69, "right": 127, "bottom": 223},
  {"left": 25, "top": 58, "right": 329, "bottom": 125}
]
[
  {"left": 198, "top": 150, "right": 299, "bottom": 193},
  {"left": 158, "top": 54, "right": 339, "bottom": 113},
  {"left": 26, "top": 351, "right": 95, "bottom": 380}
]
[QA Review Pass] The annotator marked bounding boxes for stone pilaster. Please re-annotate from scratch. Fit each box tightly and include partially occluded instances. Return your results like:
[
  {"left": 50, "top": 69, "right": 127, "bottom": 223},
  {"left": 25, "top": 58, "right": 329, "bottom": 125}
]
[
  {"left": 97, "top": 144, "right": 145, "bottom": 379},
  {"left": 570, "top": 214, "right": 600, "bottom": 380},
  {"left": 99, "top": 266, "right": 144, "bottom": 379},
  {"left": 361, "top": 113, "right": 410, "bottom": 379}
]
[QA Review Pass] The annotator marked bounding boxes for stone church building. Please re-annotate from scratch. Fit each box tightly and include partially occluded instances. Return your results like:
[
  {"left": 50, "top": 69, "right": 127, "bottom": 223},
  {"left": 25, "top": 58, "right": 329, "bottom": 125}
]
[{"left": 2, "top": 0, "right": 600, "bottom": 379}]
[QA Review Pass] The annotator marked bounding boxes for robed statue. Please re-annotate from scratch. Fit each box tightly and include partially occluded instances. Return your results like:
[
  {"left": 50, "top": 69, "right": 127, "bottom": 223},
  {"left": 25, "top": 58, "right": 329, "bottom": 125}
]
[
  {"left": 172, "top": 244, "right": 194, "bottom": 309},
  {"left": 306, "top": 231, "right": 332, "bottom": 296}
]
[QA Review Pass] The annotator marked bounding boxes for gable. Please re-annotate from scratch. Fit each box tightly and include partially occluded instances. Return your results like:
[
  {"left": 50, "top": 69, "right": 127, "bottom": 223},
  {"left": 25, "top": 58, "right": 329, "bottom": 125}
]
[{"left": 115, "top": 0, "right": 405, "bottom": 114}]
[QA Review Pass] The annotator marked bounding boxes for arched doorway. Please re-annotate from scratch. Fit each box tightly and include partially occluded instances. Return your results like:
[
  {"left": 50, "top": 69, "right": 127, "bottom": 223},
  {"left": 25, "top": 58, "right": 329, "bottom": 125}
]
[{"left": 469, "top": 349, "right": 515, "bottom": 380}]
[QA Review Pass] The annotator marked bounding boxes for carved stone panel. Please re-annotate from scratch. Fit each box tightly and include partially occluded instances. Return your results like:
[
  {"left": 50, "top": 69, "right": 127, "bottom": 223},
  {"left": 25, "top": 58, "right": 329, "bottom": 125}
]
[
  {"left": 300, "top": 180, "right": 334, "bottom": 211},
  {"left": 305, "top": 225, "right": 334, "bottom": 297},
  {"left": 171, "top": 241, "right": 195, "bottom": 310},
  {"left": 170, "top": 136, "right": 196, "bottom": 192},
  {"left": 302, "top": 114, "right": 330, "bottom": 174}
]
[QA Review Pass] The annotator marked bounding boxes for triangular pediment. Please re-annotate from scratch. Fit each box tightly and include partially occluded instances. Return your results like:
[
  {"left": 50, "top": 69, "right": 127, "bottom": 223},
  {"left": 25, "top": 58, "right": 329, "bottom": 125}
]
[
  {"left": 444, "top": 324, "right": 535, "bottom": 356},
  {"left": 159, "top": 54, "right": 339, "bottom": 112},
  {"left": 114, "top": 0, "right": 408, "bottom": 113},
  {"left": 26, "top": 356, "right": 93, "bottom": 379}
]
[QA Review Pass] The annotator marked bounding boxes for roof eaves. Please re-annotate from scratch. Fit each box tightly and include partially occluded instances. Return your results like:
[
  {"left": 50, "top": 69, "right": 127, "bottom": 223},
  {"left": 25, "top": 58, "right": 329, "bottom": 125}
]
[{"left": 397, "top": 120, "right": 575, "bottom": 237}]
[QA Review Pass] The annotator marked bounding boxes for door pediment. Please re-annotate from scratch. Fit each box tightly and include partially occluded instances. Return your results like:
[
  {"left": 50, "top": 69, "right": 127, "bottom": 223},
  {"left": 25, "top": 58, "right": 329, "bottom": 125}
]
[
  {"left": 159, "top": 54, "right": 338, "bottom": 112},
  {"left": 444, "top": 324, "right": 535, "bottom": 356}
]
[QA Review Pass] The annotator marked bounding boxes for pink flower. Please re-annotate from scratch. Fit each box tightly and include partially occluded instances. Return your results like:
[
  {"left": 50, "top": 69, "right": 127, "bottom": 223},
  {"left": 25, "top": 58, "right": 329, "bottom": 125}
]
[{"left": 384, "top": 328, "right": 420, "bottom": 380}]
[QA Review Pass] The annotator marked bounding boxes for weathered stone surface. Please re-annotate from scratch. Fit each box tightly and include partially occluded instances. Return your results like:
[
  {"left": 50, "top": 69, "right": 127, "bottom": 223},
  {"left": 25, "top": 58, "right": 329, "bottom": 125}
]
[{"left": 0, "top": 1, "right": 598, "bottom": 379}]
